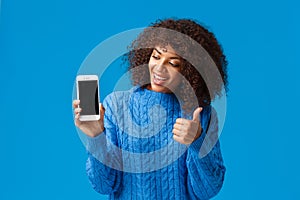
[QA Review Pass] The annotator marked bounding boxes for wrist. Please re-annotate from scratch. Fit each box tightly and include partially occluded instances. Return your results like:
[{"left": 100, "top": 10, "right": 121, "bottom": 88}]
[{"left": 87, "top": 128, "right": 104, "bottom": 138}]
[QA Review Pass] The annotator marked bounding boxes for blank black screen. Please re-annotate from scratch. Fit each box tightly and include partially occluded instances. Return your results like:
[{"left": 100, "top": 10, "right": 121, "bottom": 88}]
[{"left": 78, "top": 80, "right": 99, "bottom": 115}]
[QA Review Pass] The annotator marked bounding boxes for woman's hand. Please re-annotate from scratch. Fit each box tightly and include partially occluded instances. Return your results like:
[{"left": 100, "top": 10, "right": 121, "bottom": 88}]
[
  {"left": 73, "top": 100, "right": 105, "bottom": 138},
  {"left": 172, "top": 107, "right": 203, "bottom": 145}
]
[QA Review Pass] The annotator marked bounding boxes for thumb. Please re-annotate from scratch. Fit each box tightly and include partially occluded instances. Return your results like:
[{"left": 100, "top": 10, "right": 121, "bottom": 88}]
[
  {"left": 99, "top": 103, "right": 105, "bottom": 120},
  {"left": 192, "top": 107, "right": 203, "bottom": 122}
]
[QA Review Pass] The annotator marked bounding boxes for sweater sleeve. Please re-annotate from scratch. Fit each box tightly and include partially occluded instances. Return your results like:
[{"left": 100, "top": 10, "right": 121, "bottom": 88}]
[
  {"left": 186, "top": 107, "right": 226, "bottom": 200},
  {"left": 85, "top": 94, "right": 123, "bottom": 195}
]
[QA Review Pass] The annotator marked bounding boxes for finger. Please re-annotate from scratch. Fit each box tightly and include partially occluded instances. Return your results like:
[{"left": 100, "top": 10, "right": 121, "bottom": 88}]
[
  {"left": 73, "top": 100, "right": 80, "bottom": 108},
  {"left": 173, "top": 134, "right": 192, "bottom": 145},
  {"left": 173, "top": 123, "right": 181, "bottom": 131},
  {"left": 173, "top": 123, "right": 187, "bottom": 132},
  {"left": 173, "top": 134, "right": 183, "bottom": 144},
  {"left": 192, "top": 107, "right": 203, "bottom": 122},
  {"left": 172, "top": 128, "right": 182, "bottom": 136},
  {"left": 75, "top": 113, "right": 80, "bottom": 120},
  {"left": 74, "top": 108, "right": 82, "bottom": 115},
  {"left": 175, "top": 118, "right": 186, "bottom": 125},
  {"left": 74, "top": 113, "right": 81, "bottom": 126},
  {"left": 173, "top": 126, "right": 194, "bottom": 140}
]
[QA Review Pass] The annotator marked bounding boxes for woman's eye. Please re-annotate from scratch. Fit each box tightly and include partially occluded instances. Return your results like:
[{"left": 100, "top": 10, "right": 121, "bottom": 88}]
[
  {"left": 169, "top": 62, "right": 180, "bottom": 67},
  {"left": 152, "top": 55, "right": 160, "bottom": 60}
]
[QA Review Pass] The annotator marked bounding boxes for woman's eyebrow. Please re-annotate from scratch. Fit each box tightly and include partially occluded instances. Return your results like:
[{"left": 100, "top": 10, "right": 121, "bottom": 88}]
[
  {"left": 154, "top": 48, "right": 162, "bottom": 54},
  {"left": 169, "top": 56, "right": 180, "bottom": 60},
  {"left": 154, "top": 48, "right": 180, "bottom": 60}
]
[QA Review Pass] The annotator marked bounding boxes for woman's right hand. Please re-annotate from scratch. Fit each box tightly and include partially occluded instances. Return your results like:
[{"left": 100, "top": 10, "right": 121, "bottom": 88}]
[{"left": 73, "top": 100, "right": 105, "bottom": 137}]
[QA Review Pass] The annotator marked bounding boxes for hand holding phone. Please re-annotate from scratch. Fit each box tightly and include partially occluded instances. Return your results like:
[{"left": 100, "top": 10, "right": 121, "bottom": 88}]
[
  {"left": 74, "top": 75, "right": 104, "bottom": 137},
  {"left": 76, "top": 75, "right": 100, "bottom": 121},
  {"left": 73, "top": 100, "right": 105, "bottom": 137}
]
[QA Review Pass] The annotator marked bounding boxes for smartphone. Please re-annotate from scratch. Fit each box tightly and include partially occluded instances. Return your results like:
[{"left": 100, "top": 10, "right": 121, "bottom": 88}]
[{"left": 76, "top": 75, "right": 100, "bottom": 121}]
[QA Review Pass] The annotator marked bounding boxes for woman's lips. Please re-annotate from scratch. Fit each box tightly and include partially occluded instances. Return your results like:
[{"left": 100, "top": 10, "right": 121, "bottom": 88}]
[{"left": 153, "top": 73, "right": 168, "bottom": 85}]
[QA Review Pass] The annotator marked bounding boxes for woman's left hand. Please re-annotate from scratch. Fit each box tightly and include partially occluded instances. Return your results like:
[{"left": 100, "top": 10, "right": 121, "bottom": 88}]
[{"left": 172, "top": 107, "right": 203, "bottom": 145}]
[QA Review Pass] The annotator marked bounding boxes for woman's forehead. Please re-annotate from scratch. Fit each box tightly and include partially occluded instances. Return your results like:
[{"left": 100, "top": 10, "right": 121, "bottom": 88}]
[{"left": 154, "top": 45, "right": 179, "bottom": 57}]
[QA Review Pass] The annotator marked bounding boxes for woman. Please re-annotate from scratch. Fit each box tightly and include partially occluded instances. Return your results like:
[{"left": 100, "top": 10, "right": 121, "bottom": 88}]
[{"left": 73, "top": 18, "right": 228, "bottom": 199}]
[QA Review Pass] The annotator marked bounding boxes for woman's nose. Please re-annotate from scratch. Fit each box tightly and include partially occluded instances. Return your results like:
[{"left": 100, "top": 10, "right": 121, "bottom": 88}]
[{"left": 155, "top": 60, "right": 166, "bottom": 72}]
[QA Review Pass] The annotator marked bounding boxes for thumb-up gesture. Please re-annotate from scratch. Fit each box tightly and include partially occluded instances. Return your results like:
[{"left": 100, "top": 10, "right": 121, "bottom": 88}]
[{"left": 172, "top": 107, "right": 203, "bottom": 145}]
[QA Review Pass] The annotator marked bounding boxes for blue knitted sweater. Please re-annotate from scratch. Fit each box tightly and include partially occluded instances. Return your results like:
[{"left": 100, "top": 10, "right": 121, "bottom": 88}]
[{"left": 85, "top": 87, "right": 225, "bottom": 200}]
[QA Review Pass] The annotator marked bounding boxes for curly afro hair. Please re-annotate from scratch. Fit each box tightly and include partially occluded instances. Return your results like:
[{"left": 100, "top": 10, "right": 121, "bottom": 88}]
[{"left": 126, "top": 18, "right": 228, "bottom": 113}]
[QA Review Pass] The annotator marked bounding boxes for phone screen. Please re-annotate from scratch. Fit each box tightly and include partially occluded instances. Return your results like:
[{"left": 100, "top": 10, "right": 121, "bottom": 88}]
[{"left": 78, "top": 80, "right": 99, "bottom": 115}]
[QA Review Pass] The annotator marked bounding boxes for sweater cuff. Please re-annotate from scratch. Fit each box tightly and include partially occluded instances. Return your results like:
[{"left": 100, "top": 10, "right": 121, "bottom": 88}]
[
  {"left": 188, "top": 130, "right": 206, "bottom": 157},
  {"left": 86, "top": 133, "right": 104, "bottom": 154}
]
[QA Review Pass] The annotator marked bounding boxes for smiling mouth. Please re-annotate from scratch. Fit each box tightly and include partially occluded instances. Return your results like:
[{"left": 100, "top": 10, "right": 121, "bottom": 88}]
[
  {"left": 153, "top": 73, "right": 168, "bottom": 85},
  {"left": 154, "top": 73, "right": 168, "bottom": 81}
]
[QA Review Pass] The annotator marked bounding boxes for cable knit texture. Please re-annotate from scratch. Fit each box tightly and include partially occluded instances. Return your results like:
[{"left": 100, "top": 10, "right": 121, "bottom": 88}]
[{"left": 85, "top": 87, "right": 225, "bottom": 200}]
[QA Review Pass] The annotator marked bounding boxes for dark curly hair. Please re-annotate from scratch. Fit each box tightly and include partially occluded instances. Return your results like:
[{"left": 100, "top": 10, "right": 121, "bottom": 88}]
[{"left": 126, "top": 18, "right": 228, "bottom": 113}]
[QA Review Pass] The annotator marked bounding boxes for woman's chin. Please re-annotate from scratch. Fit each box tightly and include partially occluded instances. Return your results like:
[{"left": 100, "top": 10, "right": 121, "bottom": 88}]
[{"left": 149, "top": 83, "right": 172, "bottom": 93}]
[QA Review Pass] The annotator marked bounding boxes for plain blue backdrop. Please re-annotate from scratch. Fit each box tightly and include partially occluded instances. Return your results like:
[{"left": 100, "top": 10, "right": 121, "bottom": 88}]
[{"left": 1, "top": 0, "right": 300, "bottom": 199}]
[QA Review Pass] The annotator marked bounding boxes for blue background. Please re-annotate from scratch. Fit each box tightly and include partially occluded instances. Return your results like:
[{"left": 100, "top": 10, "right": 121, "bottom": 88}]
[{"left": 1, "top": 0, "right": 299, "bottom": 199}]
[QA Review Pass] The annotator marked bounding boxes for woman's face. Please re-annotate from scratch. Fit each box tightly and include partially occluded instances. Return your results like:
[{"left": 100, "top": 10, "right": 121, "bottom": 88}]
[{"left": 148, "top": 45, "right": 182, "bottom": 93}]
